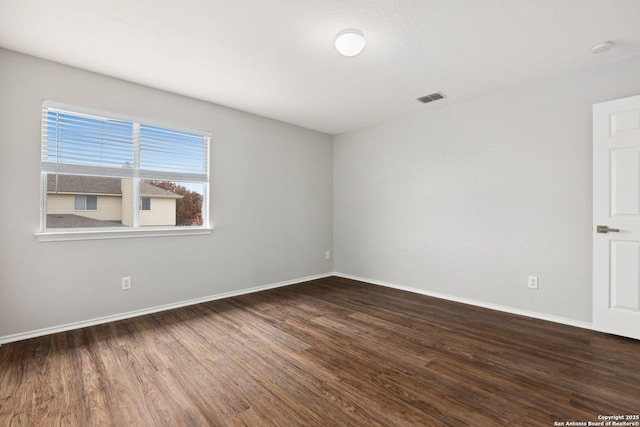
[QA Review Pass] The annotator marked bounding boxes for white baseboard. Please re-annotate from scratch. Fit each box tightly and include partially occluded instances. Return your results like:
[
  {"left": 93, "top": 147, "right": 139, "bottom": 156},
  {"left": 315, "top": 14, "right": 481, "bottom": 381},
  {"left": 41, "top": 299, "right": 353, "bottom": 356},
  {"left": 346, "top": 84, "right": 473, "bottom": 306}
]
[
  {"left": 0, "top": 272, "right": 334, "bottom": 345},
  {"left": 333, "top": 272, "right": 593, "bottom": 331},
  {"left": 1, "top": 272, "right": 593, "bottom": 346}
]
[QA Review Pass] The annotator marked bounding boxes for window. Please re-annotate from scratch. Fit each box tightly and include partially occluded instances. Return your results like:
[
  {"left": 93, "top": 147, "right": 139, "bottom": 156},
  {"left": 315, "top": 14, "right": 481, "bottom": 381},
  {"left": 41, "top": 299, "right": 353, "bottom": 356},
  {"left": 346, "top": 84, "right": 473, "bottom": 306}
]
[
  {"left": 140, "top": 197, "right": 151, "bottom": 211},
  {"left": 74, "top": 195, "right": 97, "bottom": 211},
  {"left": 39, "top": 101, "right": 212, "bottom": 241}
]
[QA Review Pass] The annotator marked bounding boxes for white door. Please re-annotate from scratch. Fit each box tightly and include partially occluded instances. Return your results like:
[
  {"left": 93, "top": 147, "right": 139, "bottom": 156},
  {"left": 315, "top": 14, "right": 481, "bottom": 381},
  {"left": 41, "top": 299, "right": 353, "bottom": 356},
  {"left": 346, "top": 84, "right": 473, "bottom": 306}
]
[{"left": 593, "top": 94, "right": 640, "bottom": 340}]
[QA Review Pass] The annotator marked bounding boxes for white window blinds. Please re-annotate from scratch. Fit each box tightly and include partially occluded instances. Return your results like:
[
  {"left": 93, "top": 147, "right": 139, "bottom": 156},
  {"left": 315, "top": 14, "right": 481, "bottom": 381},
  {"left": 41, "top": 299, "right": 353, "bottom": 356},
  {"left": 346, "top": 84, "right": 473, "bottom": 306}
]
[{"left": 42, "top": 101, "right": 210, "bottom": 182}]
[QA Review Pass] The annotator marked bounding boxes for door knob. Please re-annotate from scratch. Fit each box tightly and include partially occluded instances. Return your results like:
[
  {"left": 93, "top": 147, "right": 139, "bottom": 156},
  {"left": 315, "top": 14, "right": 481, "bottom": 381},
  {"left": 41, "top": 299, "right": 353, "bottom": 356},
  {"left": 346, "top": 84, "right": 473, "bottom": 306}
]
[{"left": 597, "top": 225, "right": 620, "bottom": 233}]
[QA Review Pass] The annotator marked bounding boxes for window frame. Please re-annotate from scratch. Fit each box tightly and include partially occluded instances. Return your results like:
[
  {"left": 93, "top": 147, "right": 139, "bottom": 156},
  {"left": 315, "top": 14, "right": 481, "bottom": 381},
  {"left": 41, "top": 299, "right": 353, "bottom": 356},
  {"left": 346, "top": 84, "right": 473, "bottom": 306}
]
[{"left": 37, "top": 101, "right": 214, "bottom": 242}]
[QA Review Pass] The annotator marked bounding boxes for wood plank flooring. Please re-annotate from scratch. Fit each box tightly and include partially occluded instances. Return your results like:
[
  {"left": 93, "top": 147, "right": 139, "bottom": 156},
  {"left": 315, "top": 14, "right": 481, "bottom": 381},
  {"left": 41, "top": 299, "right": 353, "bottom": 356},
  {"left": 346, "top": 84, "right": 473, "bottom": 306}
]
[{"left": 1, "top": 276, "right": 639, "bottom": 426}]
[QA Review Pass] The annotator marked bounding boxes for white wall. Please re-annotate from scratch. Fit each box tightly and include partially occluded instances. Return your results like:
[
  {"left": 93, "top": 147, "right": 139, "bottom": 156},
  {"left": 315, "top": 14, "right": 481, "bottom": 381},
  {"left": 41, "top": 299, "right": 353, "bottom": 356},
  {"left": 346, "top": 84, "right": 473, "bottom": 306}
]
[
  {"left": 334, "top": 56, "right": 640, "bottom": 323},
  {"left": 0, "top": 49, "right": 333, "bottom": 341},
  {"left": 3, "top": 47, "right": 640, "bottom": 342}
]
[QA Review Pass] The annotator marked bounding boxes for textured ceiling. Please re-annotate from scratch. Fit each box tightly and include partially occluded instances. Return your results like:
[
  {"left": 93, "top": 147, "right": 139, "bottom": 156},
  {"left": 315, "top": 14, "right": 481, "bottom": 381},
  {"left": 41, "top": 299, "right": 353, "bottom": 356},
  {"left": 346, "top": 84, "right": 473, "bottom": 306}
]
[{"left": 1, "top": 0, "right": 640, "bottom": 135}]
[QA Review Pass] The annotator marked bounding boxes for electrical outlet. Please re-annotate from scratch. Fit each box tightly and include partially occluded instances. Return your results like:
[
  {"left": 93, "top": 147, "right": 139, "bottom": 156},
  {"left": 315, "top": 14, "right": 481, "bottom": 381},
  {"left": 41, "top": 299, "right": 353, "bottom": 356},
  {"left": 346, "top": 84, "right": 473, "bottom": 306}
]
[
  {"left": 325, "top": 251, "right": 331, "bottom": 260},
  {"left": 527, "top": 276, "right": 538, "bottom": 290},
  {"left": 122, "top": 276, "right": 132, "bottom": 290}
]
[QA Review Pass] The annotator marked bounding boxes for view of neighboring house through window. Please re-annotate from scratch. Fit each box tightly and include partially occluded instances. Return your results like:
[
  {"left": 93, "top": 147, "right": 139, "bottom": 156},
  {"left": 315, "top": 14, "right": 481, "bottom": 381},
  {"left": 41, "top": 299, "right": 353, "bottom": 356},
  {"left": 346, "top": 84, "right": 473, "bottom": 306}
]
[
  {"left": 74, "top": 195, "right": 97, "bottom": 211},
  {"left": 41, "top": 102, "right": 210, "bottom": 232}
]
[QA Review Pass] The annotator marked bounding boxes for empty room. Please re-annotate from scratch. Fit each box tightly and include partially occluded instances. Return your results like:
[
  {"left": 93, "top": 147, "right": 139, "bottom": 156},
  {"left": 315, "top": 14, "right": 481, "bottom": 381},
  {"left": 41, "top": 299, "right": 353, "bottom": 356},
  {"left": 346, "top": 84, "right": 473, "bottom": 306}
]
[{"left": 1, "top": 1, "right": 640, "bottom": 426}]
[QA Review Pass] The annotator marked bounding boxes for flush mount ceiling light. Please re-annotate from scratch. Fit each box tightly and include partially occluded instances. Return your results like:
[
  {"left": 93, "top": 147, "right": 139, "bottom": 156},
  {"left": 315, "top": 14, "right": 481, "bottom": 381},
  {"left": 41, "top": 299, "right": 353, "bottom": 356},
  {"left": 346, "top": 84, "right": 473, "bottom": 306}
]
[
  {"left": 335, "top": 29, "right": 365, "bottom": 57},
  {"left": 590, "top": 41, "right": 614, "bottom": 54}
]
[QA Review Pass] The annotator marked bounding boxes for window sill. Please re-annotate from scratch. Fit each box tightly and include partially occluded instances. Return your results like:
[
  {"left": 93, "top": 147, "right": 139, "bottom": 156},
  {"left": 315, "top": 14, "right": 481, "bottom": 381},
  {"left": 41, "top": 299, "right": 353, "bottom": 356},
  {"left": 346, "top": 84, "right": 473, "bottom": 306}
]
[{"left": 36, "top": 227, "right": 214, "bottom": 242}]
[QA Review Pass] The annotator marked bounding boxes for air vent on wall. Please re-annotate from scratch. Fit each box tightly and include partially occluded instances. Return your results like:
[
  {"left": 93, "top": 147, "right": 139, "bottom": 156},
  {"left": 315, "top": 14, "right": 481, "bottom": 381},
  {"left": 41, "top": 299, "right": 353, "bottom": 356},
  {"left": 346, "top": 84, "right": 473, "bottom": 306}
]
[{"left": 417, "top": 92, "right": 445, "bottom": 103}]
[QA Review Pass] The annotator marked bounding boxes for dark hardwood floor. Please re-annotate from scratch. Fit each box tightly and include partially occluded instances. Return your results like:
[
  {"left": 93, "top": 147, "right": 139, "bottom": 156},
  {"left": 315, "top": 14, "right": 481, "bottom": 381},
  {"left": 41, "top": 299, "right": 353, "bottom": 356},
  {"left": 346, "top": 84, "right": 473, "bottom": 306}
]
[{"left": 1, "top": 276, "right": 639, "bottom": 426}]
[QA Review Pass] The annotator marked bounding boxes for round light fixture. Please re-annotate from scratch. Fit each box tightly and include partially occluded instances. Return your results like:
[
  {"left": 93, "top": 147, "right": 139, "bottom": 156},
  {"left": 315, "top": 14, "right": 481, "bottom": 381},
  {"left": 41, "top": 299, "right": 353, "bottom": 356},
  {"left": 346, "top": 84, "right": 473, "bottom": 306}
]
[
  {"left": 335, "top": 29, "right": 365, "bottom": 57},
  {"left": 590, "top": 41, "right": 614, "bottom": 54}
]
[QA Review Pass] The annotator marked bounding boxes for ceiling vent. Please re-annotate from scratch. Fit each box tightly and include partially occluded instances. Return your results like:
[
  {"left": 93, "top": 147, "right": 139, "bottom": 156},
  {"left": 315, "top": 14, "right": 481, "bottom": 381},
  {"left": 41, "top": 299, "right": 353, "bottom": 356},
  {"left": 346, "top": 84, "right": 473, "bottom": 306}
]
[{"left": 417, "top": 92, "right": 445, "bottom": 103}]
